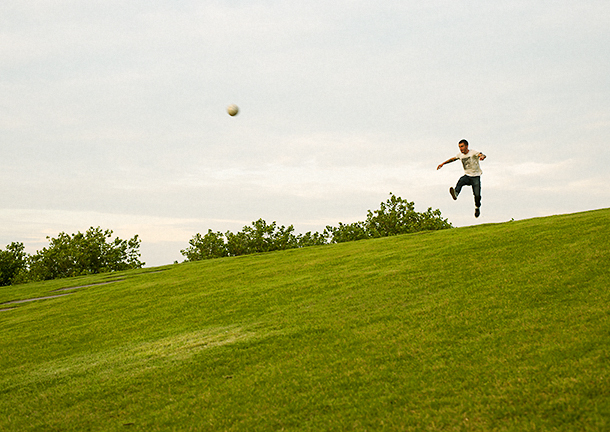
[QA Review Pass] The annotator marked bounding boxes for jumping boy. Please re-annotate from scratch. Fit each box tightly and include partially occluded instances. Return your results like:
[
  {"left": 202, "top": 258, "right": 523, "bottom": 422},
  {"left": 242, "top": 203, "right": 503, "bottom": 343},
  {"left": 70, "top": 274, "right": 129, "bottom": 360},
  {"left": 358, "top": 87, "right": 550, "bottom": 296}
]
[{"left": 437, "top": 139, "right": 486, "bottom": 218}]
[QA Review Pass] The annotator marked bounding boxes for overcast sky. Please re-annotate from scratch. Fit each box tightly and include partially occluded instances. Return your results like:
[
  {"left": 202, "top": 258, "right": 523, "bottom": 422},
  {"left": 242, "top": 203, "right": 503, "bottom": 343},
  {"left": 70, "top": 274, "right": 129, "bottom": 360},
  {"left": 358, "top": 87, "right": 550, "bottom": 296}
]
[{"left": 2, "top": 1, "right": 609, "bottom": 266}]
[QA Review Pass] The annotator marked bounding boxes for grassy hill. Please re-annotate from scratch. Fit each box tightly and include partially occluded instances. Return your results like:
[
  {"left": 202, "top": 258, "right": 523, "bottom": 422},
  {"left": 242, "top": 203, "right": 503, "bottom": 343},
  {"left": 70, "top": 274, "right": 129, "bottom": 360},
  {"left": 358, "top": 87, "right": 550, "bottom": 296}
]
[{"left": 1, "top": 209, "right": 609, "bottom": 431}]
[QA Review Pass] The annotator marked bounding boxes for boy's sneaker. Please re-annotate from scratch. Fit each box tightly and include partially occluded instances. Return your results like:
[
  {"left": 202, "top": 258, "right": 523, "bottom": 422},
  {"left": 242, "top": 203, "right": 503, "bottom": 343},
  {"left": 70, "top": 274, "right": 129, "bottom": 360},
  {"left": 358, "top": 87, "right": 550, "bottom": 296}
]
[
  {"left": 449, "top": 187, "right": 457, "bottom": 200},
  {"left": 475, "top": 207, "right": 480, "bottom": 218}
]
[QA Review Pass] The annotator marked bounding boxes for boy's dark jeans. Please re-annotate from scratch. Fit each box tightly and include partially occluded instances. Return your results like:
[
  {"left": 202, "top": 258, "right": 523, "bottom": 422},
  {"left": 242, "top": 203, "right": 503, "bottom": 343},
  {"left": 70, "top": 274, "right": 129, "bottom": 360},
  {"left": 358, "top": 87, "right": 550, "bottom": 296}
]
[{"left": 455, "top": 175, "right": 481, "bottom": 208}]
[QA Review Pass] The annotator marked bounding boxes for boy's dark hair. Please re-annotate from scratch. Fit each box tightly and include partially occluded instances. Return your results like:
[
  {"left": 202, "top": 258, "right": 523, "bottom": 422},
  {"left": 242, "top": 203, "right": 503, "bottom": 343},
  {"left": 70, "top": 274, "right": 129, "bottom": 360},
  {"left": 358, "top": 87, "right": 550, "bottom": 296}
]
[{"left": 458, "top": 139, "right": 469, "bottom": 146}]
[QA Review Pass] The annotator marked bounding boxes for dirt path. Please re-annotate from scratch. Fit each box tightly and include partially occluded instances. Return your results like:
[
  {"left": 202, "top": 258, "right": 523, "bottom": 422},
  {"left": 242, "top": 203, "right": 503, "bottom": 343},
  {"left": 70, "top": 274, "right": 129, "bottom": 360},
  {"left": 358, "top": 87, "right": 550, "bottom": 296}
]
[{"left": 0, "top": 280, "right": 123, "bottom": 312}]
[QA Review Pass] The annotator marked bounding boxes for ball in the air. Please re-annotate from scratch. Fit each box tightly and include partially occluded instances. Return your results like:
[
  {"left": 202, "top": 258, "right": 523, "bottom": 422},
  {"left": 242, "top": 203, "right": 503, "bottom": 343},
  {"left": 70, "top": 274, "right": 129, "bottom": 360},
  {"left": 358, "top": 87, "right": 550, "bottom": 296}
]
[{"left": 227, "top": 104, "right": 239, "bottom": 116}]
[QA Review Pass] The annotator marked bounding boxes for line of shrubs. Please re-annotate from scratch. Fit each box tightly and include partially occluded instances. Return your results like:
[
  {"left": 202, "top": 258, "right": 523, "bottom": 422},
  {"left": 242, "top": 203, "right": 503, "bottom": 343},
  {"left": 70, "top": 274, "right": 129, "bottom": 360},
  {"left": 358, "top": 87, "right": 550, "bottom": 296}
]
[
  {"left": 180, "top": 193, "right": 452, "bottom": 261},
  {"left": 0, "top": 194, "right": 452, "bottom": 285}
]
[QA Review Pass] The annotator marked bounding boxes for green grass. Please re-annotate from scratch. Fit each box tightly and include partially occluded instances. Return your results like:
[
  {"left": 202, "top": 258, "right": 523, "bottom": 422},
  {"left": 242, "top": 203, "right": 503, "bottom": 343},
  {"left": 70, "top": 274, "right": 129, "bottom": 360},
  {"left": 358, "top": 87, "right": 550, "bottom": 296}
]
[{"left": 1, "top": 209, "right": 609, "bottom": 431}]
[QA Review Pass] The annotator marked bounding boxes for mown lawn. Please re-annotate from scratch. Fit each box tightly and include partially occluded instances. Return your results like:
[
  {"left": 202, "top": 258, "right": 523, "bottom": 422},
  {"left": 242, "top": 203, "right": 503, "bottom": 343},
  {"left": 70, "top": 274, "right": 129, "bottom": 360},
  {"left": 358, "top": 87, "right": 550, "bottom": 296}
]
[{"left": 1, "top": 209, "right": 609, "bottom": 431}]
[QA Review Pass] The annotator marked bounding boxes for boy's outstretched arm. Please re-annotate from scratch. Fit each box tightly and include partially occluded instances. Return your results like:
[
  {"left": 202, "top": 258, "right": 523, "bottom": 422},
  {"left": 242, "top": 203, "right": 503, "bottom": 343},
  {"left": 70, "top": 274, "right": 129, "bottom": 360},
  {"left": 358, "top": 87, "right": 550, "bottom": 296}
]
[{"left": 437, "top": 157, "right": 458, "bottom": 170}]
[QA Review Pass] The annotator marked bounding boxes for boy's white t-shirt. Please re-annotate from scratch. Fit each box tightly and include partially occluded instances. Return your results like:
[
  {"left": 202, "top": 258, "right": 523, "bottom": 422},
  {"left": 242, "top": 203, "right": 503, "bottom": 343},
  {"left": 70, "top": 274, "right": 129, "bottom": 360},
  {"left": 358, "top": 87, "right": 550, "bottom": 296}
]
[{"left": 457, "top": 149, "right": 483, "bottom": 176}]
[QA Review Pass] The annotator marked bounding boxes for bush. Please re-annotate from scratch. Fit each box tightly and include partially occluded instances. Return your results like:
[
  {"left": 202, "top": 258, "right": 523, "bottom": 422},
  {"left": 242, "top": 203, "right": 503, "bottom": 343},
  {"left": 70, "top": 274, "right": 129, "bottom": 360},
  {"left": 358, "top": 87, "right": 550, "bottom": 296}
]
[
  {"left": 227, "top": 219, "right": 298, "bottom": 256},
  {"left": 324, "top": 221, "right": 369, "bottom": 244},
  {"left": 181, "top": 219, "right": 302, "bottom": 260},
  {"left": 364, "top": 193, "right": 452, "bottom": 238},
  {"left": 295, "top": 231, "right": 328, "bottom": 248},
  {"left": 0, "top": 242, "right": 27, "bottom": 287},
  {"left": 27, "top": 227, "right": 144, "bottom": 281},
  {"left": 181, "top": 230, "right": 228, "bottom": 261}
]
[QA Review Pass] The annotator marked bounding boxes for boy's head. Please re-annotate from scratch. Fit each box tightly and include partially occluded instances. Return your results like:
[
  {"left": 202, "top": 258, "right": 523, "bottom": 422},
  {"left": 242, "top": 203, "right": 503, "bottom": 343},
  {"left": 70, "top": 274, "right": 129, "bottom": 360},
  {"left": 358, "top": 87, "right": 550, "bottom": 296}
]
[{"left": 458, "top": 139, "right": 469, "bottom": 154}]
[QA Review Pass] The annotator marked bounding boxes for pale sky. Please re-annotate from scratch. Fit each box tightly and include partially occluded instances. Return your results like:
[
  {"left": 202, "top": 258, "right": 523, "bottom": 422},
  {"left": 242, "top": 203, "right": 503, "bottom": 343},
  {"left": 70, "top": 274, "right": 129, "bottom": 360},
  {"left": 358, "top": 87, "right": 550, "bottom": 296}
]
[{"left": 2, "top": 1, "right": 609, "bottom": 266}]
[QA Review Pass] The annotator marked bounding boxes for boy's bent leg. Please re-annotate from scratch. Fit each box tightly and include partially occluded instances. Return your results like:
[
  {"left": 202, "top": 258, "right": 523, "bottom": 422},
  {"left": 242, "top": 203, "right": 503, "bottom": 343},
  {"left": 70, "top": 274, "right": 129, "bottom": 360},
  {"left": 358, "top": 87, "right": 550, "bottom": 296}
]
[{"left": 455, "top": 175, "right": 470, "bottom": 196}]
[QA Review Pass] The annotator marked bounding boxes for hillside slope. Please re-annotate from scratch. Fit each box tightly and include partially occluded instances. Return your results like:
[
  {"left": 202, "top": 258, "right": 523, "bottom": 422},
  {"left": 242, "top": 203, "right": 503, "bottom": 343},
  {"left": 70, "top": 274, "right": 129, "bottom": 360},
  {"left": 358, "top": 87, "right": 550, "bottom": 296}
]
[{"left": 1, "top": 209, "right": 609, "bottom": 431}]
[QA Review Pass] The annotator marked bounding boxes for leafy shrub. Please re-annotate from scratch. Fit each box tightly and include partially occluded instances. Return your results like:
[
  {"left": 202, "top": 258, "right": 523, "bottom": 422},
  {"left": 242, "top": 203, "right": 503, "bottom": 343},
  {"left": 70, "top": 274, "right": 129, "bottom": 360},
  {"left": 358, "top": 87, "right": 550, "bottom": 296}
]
[
  {"left": 295, "top": 231, "right": 328, "bottom": 248},
  {"left": 324, "top": 221, "right": 369, "bottom": 244},
  {"left": 365, "top": 193, "right": 452, "bottom": 238},
  {"left": 26, "top": 227, "right": 144, "bottom": 281},
  {"left": 181, "top": 220, "right": 303, "bottom": 260},
  {"left": 181, "top": 230, "right": 229, "bottom": 261},
  {"left": 0, "top": 242, "right": 27, "bottom": 286}
]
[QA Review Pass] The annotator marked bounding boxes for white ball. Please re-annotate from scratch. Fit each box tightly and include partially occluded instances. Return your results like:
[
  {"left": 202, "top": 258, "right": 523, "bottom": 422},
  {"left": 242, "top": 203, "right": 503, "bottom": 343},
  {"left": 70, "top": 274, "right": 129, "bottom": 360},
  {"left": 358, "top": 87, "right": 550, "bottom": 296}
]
[{"left": 227, "top": 104, "right": 239, "bottom": 116}]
